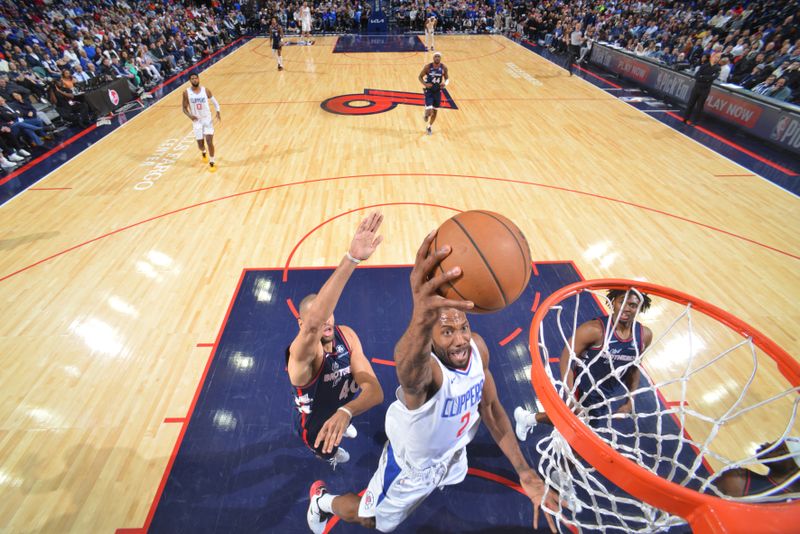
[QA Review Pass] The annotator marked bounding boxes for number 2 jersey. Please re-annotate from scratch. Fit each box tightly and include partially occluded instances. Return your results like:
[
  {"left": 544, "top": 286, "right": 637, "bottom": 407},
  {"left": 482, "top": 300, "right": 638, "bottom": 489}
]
[
  {"left": 289, "top": 326, "right": 360, "bottom": 446},
  {"left": 385, "top": 338, "right": 485, "bottom": 469}
]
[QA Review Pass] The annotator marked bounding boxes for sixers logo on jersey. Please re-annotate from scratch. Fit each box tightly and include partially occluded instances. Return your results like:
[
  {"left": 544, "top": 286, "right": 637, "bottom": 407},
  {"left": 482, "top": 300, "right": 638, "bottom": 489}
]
[{"left": 321, "top": 88, "right": 458, "bottom": 116}]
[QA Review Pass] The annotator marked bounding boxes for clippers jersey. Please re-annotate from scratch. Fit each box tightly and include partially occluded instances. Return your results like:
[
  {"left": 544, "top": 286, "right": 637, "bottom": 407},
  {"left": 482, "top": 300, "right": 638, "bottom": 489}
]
[
  {"left": 385, "top": 338, "right": 485, "bottom": 469},
  {"left": 425, "top": 63, "right": 444, "bottom": 91},
  {"left": 291, "top": 326, "right": 360, "bottom": 437},
  {"left": 187, "top": 86, "right": 212, "bottom": 121},
  {"left": 576, "top": 316, "right": 644, "bottom": 394}
]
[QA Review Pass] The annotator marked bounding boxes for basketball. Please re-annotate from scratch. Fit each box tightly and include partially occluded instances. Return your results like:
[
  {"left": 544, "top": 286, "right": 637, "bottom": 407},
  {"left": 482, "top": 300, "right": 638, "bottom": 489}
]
[{"left": 432, "top": 210, "right": 532, "bottom": 313}]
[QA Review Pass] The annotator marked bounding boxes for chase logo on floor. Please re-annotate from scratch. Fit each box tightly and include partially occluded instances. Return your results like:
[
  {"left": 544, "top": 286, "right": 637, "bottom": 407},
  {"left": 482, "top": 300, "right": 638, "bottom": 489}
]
[{"left": 321, "top": 88, "right": 458, "bottom": 116}]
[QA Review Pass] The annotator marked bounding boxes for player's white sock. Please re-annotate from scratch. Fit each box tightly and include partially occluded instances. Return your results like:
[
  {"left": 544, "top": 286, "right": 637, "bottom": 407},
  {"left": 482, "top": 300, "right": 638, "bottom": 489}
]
[
  {"left": 210, "top": 156, "right": 215, "bottom": 163},
  {"left": 317, "top": 493, "right": 335, "bottom": 513}
]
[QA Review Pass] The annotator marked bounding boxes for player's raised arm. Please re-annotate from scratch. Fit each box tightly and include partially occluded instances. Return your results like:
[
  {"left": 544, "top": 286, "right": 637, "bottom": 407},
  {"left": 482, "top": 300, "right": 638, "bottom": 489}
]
[
  {"left": 288, "top": 212, "right": 383, "bottom": 384},
  {"left": 394, "top": 230, "right": 473, "bottom": 409}
]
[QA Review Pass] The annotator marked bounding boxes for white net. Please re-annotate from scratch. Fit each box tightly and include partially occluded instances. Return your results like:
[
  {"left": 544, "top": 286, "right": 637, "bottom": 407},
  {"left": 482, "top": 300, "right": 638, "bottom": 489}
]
[{"left": 531, "top": 285, "right": 800, "bottom": 533}]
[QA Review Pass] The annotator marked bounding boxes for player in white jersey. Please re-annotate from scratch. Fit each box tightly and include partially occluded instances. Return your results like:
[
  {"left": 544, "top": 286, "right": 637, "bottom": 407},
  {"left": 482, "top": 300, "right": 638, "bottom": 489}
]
[
  {"left": 182, "top": 73, "right": 221, "bottom": 172},
  {"left": 306, "top": 231, "right": 561, "bottom": 533},
  {"left": 300, "top": 2, "right": 312, "bottom": 43},
  {"left": 424, "top": 11, "right": 436, "bottom": 51}
]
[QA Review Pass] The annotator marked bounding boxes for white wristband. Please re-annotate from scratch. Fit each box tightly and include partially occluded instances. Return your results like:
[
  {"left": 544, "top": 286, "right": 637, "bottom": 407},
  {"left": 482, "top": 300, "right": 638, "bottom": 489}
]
[
  {"left": 345, "top": 252, "right": 361, "bottom": 264},
  {"left": 337, "top": 406, "right": 353, "bottom": 418}
]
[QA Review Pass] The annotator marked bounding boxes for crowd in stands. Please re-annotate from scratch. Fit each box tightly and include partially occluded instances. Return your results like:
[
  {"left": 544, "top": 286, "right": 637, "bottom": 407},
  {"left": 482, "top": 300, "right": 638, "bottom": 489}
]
[
  {"left": 514, "top": 0, "right": 798, "bottom": 104},
  {"left": 0, "top": 0, "right": 796, "bottom": 175},
  {"left": 0, "top": 0, "right": 248, "bottom": 173},
  {"left": 257, "top": 1, "right": 374, "bottom": 33}
]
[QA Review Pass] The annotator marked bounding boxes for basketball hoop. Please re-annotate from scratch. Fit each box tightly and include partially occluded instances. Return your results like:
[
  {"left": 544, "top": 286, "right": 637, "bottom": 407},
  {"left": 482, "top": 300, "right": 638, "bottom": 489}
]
[{"left": 528, "top": 279, "right": 800, "bottom": 533}]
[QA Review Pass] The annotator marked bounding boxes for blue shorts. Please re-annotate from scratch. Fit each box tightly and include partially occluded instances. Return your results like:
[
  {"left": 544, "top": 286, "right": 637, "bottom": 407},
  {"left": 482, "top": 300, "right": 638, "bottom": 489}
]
[{"left": 424, "top": 89, "right": 442, "bottom": 109}]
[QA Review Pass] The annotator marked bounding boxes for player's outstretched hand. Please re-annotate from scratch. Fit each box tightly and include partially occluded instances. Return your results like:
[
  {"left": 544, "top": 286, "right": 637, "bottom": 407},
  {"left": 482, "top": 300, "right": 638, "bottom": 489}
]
[
  {"left": 409, "top": 229, "right": 473, "bottom": 325},
  {"left": 349, "top": 211, "right": 384, "bottom": 262},
  {"left": 315, "top": 408, "right": 351, "bottom": 455},
  {"left": 519, "top": 468, "right": 564, "bottom": 533}
]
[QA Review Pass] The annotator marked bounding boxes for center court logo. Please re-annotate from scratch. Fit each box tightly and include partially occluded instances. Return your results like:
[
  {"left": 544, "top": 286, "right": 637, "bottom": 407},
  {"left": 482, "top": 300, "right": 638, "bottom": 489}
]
[{"left": 321, "top": 88, "right": 458, "bottom": 116}]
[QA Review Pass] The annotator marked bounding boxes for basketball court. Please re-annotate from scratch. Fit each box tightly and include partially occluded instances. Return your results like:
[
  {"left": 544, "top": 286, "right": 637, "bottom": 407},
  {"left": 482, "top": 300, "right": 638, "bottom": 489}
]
[{"left": 0, "top": 35, "right": 798, "bottom": 533}]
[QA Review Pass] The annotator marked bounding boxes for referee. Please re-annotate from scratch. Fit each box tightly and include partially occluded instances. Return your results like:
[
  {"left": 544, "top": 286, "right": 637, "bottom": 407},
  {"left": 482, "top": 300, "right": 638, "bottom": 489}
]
[{"left": 568, "top": 22, "right": 583, "bottom": 76}]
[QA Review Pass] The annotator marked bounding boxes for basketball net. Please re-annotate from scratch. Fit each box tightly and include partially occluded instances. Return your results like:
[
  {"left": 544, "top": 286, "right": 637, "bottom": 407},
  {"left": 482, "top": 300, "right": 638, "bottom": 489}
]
[{"left": 528, "top": 280, "right": 800, "bottom": 533}]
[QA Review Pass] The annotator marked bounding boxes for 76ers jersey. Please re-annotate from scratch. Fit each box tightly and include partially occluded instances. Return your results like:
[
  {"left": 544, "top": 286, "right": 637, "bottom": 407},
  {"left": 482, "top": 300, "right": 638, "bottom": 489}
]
[
  {"left": 271, "top": 26, "right": 282, "bottom": 48},
  {"left": 385, "top": 338, "right": 485, "bottom": 469},
  {"left": 576, "top": 316, "right": 644, "bottom": 394},
  {"left": 291, "top": 326, "right": 360, "bottom": 430},
  {"left": 187, "top": 86, "right": 212, "bottom": 121},
  {"left": 425, "top": 63, "right": 444, "bottom": 91}
]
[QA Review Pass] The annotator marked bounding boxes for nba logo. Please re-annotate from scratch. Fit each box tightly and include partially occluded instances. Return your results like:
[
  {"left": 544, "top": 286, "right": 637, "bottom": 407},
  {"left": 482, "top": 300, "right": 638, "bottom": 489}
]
[
  {"left": 771, "top": 116, "right": 789, "bottom": 141},
  {"left": 108, "top": 89, "right": 120, "bottom": 107},
  {"left": 363, "top": 491, "right": 374, "bottom": 509}
]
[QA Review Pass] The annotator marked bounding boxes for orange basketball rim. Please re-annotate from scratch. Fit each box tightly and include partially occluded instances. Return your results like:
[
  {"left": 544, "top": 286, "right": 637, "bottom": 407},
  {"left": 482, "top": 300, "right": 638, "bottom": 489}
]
[{"left": 528, "top": 278, "right": 800, "bottom": 534}]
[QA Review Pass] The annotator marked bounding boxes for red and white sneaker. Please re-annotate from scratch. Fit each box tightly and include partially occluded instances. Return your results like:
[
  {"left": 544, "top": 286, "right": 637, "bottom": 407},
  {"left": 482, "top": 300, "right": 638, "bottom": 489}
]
[{"left": 307, "top": 480, "right": 331, "bottom": 534}]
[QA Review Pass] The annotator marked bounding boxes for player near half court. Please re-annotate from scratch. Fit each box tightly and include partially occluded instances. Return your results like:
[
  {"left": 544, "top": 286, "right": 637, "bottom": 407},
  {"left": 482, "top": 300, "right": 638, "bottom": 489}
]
[
  {"left": 182, "top": 72, "right": 221, "bottom": 172},
  {"left": 306, "top": 229, "right": 562, "bottom": 533},
  {"left": 424, "top": 10, "right": 436, "bottom": 51},
  {"left": 270, "top": 17, "right": 284, "bottom": 71},
  {"left": 300, "top": 2, "right": 313, "bottom": 44},
  {"left": 419, "top": 51, "right": 448, "bottom": 136}
]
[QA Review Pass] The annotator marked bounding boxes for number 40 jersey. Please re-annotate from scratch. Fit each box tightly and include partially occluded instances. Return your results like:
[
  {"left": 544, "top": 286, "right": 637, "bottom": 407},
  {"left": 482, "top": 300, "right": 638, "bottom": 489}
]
[{"left": 290, "top": 326, "right": 360, "bottom": 435}]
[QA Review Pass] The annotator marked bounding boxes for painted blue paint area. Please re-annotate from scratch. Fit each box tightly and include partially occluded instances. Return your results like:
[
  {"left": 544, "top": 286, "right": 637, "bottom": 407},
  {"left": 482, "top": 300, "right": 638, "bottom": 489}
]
[
  {"left": 0, "top": 38, "right": 253, "bottom": 206},
  {"left": 149, "top": 264, "right": 694, "bottom": 533},
  {"left": 517, "top": 39, "right": 800, "bottom": 196},
  {"left": 333, "top": 34, "right": 427, "bottom": 53}
]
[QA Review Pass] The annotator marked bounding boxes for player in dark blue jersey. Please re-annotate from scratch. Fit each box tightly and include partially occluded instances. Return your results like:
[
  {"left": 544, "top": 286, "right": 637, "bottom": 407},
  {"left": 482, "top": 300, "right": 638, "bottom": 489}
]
[
  {"left": 287, "top": 212, "right": 385, "bottom": 466},
  {"left": 269, "top": 18, "right": 284, "bottom": 71},
  {"left": 418, "top": 51, "right": 449, "bottom": 135},
  {"left": 514, "top": 289, "right": 653, "bottom": 439},
  {"left": 714, "top": 438, "right": 800, "bottom": 498}
]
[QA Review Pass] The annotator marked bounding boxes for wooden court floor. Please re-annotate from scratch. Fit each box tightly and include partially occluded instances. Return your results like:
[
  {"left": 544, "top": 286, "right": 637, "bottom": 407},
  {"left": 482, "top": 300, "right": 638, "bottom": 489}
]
[{"left": 0, "top": 36, "right": 798, "bottom": 532}]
